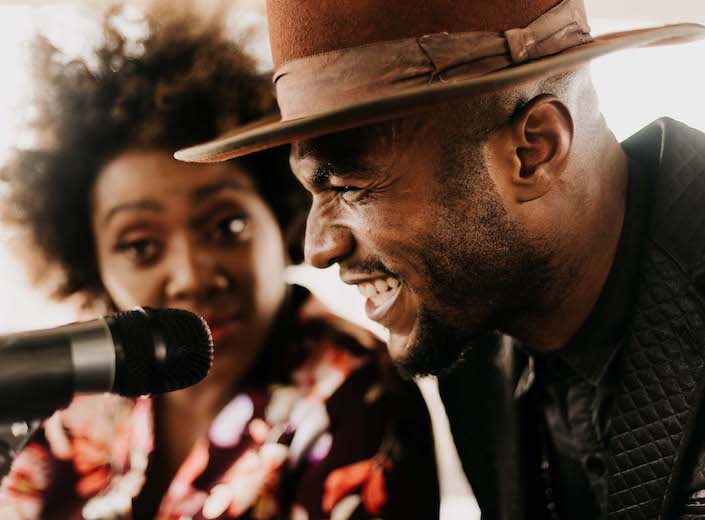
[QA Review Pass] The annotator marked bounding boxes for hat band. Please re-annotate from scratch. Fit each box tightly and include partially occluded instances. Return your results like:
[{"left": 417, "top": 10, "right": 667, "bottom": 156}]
[{"left": 274, "top": 0, "right": 592, "bottom": 121}]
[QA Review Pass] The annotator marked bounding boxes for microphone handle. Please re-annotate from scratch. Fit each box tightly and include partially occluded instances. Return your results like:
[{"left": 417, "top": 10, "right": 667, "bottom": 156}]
[
  {"left": 0, "top": 319, "right": 116, "bottom": 421},
  {"left": 0, "top": 335, "right": 74, "bottom": 421}
]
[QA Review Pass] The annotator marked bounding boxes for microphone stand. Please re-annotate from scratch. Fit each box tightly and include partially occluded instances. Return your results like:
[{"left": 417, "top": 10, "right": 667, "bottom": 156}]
[{"left": 0, "top": 418, "right": 42, "bottom": 480}]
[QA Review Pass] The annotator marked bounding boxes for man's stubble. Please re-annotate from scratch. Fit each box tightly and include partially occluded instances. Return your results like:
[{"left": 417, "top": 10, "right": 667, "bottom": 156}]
[{"left": 394, "top": 135, "right": 557, "bottom": 378}]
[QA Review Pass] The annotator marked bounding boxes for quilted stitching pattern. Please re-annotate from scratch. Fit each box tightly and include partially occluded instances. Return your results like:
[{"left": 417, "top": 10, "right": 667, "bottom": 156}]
[
  {"left": 689, "top": 437, "right": 705, "bottom": 491},
  {"left": 650, "top": 135, "right": 705, "bottom": 269},
  {"left": 602, "top": 119, "right": 705, "bottom": 520},
  {"left": 607, "top": 245, "right": 705, "bottom": 519}
]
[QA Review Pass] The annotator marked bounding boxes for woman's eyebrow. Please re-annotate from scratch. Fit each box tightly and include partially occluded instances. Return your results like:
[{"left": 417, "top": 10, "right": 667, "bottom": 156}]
[
  {"left": 102, "top": 200, "right": 162, "bottom": 226},
  {"left": 190, "top": 178, "right": 254, "bottom": 203}
]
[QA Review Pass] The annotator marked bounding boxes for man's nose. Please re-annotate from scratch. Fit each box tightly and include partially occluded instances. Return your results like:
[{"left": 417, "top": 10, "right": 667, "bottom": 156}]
[{"left": 304, "top": 209, "right": 354, "bottom": 269}]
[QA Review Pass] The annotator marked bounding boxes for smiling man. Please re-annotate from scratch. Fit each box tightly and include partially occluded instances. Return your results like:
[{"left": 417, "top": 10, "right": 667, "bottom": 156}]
[
  {"left": 176, "top": 0, "right": 705, "bottom": 518},
  {"left": 288, "top": 78, "right": 610, "bottom": 379}
]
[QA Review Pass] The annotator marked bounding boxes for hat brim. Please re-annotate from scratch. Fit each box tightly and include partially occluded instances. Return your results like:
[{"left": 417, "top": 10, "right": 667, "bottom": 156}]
[{"left": 175, "top": 23, "right": 705, "bottom": 163}]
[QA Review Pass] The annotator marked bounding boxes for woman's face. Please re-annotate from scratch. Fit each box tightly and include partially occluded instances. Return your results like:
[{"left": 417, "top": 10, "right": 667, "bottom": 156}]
[{"left": 92, "top": 149, "right": 287, "bottom": 373}]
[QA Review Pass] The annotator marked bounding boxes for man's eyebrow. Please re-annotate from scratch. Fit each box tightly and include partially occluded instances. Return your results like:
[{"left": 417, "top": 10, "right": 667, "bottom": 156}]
[
  {"left": 310, "top": 161, "right": 375, "bottom": 188},
  {"left": 311, "top": 166, "right": 332, "bottom": 188},
  {"left": 102, "top": 200, "right": 162, "bottom": 226}
]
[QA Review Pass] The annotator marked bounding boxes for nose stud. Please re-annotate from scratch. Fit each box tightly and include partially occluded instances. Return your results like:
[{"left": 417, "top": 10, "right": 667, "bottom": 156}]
[{"left": 213, "top": 274, "right": 231, "bottom": 290}]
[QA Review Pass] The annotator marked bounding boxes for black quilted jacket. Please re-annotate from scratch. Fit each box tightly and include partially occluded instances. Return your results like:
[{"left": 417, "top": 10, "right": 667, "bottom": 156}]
[{"left": 439, "top": 119, "right": 705, "bottom": 520}]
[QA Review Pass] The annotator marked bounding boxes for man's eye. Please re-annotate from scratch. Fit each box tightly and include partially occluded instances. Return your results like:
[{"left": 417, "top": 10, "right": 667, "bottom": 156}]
[
  {"left": 332, "top": 185, "right": 361, "bottom": 194},
  {"left": 115, "top": 239, "right": 160, "bottom": 264}
]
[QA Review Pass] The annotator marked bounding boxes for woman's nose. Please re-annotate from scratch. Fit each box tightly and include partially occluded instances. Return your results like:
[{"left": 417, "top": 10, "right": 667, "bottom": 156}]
[{"left": 164, "top": 236, "right": 228, "bottom": 301}]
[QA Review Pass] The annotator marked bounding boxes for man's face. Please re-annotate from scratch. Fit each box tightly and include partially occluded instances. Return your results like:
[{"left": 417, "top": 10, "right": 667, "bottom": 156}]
[{"left": 291, "top": 113, "right": 553, "bottom": 377}]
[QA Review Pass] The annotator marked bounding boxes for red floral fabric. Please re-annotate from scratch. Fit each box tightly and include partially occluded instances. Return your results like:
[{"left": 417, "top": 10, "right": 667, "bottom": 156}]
[{"left": 0, "top": 291, "right": 439, "bottom": 519}]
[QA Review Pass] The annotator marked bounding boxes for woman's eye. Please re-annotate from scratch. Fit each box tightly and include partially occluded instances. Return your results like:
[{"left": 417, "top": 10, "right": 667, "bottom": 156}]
[
  {"left": 214, "top": 216, "right": 248, "bottom": 242},
  {"left": 115, "top": 239, "right": 160, "bottom": 264}
]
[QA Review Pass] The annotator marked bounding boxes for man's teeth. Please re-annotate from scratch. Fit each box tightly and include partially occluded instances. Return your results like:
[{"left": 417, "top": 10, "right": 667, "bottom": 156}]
[
  {"left": 357, "top": 277, "right": 400, "bottom": 306},
  {"left": 374, "top": 279, "right": 387, "bottom": 293}
]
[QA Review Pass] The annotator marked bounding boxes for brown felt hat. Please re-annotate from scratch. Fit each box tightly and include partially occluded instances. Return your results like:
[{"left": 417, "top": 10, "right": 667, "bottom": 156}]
[{"left": 175, "top": 0, "right": 705, "bottom": 163}]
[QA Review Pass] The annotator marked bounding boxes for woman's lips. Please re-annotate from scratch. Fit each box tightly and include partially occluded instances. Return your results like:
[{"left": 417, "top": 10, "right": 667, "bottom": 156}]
[{"left": 204, "top": 313, "right": 243, "bottom": 343}]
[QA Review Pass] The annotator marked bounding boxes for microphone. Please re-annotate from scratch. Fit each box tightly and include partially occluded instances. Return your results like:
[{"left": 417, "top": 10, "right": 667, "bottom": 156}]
[{"left": 0, "top": 307, "right": 214, "bottom": 422}]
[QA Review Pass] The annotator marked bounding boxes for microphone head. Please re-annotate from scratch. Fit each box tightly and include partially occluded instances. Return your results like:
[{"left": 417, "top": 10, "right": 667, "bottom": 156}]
[{"left": 110, "top": 307, "right": 214, "bottom": 396}]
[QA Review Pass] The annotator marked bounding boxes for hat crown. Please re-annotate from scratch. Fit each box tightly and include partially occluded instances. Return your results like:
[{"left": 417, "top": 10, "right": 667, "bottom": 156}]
[{"left": 267, "top": 0, "right": 563, "bottom": 68}]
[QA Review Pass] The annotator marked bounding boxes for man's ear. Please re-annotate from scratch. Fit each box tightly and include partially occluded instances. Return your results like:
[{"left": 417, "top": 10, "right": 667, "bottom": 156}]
[{"left": 489, "top": 94, "right": 574, "bottom": 203}]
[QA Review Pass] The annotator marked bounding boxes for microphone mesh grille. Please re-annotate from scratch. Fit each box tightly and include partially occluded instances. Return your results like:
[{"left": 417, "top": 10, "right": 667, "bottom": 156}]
[{"left": 113, "top": 308, "right": 214, "bottom": 396}]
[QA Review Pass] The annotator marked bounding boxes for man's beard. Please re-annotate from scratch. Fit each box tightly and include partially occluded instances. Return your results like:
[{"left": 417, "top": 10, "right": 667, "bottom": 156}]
[
  {"left": 393, "top": 142, "right": 556, "bottom": 378},
  {"left": 394, "top": 224, "right": 554, "bottom": 379},
  {"left": 395, "top": 305, "right": 483, "bottom": 378}
]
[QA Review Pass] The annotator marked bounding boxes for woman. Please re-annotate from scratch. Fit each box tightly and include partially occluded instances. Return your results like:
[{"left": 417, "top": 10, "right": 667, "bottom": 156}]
[{"left": 0, "top": 6, "right": 439, "bottom": 519}]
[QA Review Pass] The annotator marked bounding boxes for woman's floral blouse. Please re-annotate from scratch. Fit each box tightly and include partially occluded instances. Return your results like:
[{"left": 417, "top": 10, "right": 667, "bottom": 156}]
[{"left": 0, "top": 288, "right": 439, "bottom": 519}]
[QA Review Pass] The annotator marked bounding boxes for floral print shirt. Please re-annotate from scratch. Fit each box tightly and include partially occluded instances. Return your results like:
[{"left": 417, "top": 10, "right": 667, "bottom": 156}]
[{"left": 0, "top": 288, "right": 439, "bottom": 519}]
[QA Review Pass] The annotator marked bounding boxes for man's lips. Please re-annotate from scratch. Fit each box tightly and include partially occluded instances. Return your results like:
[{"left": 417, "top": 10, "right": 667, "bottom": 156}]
[
  {"left": 364, "top": 282, "right": 420, "bottom": 361},
  {"left": 365, "top": 282, "right": 403, "bottom": 323},
  {"left": 346, "top": 274, "right": 416, "bottom": 333}
]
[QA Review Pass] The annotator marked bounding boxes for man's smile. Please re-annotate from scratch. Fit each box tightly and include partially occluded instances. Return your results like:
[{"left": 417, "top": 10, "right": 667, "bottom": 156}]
[
  {"left": 359, "top": 276, "right": 403, "bottom": 320},
  {"left": 356, "top": 275, "right": 399, "bottom": 305},
  {"left": 343, "top": 274, "right": 419, "bottom": 357}
]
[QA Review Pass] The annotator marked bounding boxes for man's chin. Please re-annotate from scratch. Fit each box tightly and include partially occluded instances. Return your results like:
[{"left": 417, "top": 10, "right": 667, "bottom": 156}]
[
  {"left": 387, "top": 309, "right": 482, "bottom": 379},
  {"left": 387, "top": 322, "right": 418, "bottom": 365}
]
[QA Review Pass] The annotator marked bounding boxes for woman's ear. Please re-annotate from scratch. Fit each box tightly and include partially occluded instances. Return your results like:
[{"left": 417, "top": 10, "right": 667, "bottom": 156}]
[{"left": 488, "top": 94, "right": 574, "bottom": 203}]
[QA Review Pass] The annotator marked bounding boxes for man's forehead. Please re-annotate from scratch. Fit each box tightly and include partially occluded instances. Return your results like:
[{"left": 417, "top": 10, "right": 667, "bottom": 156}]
[
  {"left": 292, "top": 117, "right": 420, "bottom": 177},
  {"left": 298, "top": 122, "right": 392, "bottom": 157},
  {"left": 290, "top": 146, "right": 377, "bottom": 188}
]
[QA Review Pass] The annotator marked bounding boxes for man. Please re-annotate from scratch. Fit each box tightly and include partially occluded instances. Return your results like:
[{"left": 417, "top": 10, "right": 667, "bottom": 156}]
[{"left": 176, "top": 0, "right": 705, "bottom": 518}]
